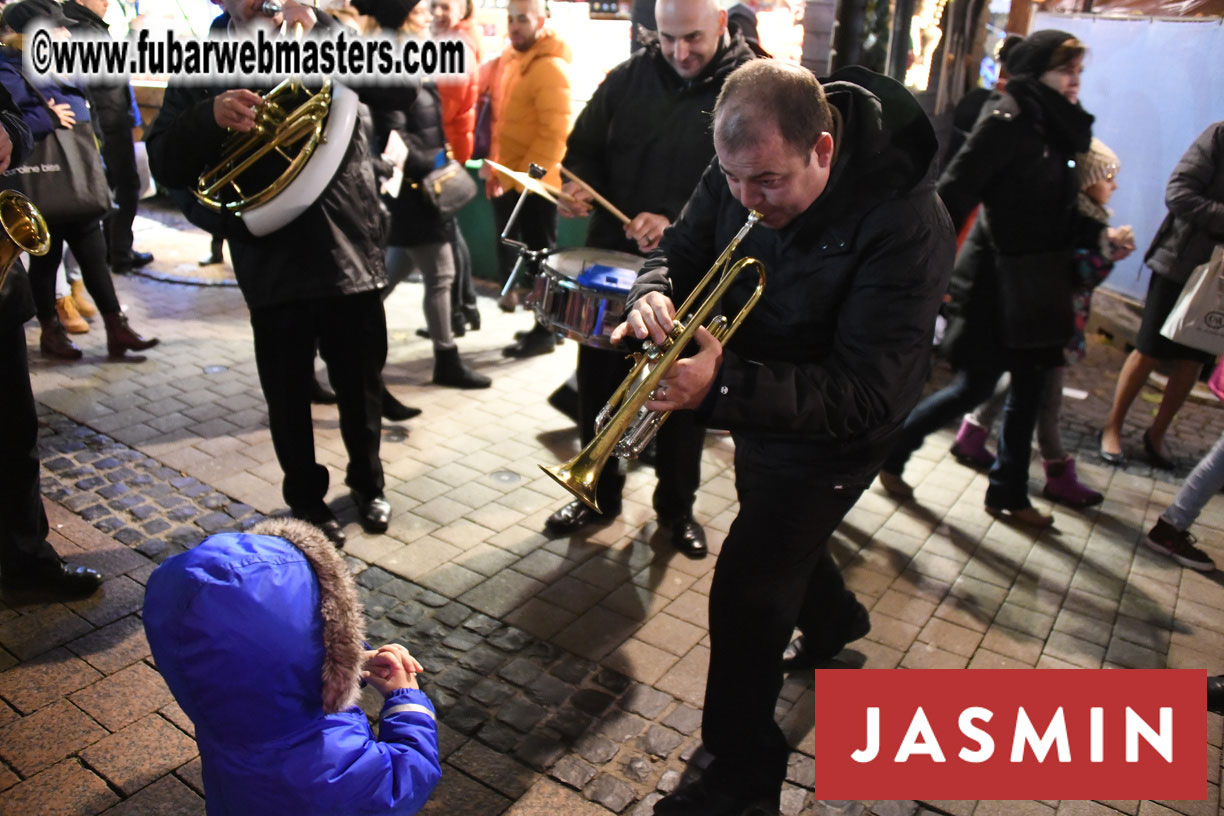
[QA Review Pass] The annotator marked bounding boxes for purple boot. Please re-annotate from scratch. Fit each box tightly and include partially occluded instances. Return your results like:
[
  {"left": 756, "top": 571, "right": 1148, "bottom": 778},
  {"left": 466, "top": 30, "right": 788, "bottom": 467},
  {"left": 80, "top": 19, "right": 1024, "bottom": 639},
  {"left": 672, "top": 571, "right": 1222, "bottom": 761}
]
[
  {"left": 951, "top": 417, "right": 995, "bottom": 469},
  {"left": 1042, "top": 457, "right": 1103, "bottom": 508}
]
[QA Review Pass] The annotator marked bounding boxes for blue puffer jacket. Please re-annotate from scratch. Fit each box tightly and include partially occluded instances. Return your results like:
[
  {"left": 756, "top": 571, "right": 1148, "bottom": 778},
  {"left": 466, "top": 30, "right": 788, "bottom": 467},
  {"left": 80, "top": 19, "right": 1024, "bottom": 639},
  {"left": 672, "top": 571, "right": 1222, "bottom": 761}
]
[
  {"left": 0, "top": 45, "right": 91, "bottom": 138},
  {"left": 143, "top": 519, "right": 441, "bottom": 816}
]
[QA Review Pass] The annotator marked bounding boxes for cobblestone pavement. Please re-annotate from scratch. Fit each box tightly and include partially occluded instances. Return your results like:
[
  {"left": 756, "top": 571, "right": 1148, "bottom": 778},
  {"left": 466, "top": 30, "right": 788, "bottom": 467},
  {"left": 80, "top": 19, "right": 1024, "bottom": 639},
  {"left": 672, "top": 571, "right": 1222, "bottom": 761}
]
[{"left": 0, "top": 208, "right": 1221, "bottom": 816}]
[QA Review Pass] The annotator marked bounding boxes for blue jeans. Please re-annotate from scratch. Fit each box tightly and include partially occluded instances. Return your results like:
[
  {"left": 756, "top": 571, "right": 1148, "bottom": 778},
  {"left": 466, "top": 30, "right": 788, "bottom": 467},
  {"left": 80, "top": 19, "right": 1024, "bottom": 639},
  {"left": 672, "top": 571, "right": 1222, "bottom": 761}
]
[
  {"left": 1162, "top": 431, "right": 1224, "bottom": 530},
  {"left": 883, "top": 365, "right": 1052, "bottom": 509}
]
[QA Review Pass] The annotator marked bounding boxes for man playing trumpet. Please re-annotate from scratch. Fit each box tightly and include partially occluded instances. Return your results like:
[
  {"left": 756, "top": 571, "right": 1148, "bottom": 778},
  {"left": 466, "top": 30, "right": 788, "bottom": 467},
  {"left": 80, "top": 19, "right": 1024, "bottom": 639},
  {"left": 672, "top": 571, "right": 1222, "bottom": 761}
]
[
  {"left": 611, "top": 61, "right": 955, "bottom": 814},
  {"left": 148, "top": 0, "right": 396, "bottom": 546}
]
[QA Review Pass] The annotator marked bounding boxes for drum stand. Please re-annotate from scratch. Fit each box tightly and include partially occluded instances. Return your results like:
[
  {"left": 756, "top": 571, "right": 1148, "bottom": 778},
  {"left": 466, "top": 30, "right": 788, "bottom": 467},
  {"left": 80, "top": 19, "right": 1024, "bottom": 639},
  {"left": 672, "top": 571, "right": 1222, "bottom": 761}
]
[{"left": 499, "top": 163, "right": 554, "bottom": 299}]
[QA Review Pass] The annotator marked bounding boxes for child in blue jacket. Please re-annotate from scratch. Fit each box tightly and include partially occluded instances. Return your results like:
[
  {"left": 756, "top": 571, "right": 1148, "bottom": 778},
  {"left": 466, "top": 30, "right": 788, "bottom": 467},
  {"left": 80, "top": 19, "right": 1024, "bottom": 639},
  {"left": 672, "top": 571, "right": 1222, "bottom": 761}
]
[{"left": 143, "top": 518, "right": 441, "bottom": 815}]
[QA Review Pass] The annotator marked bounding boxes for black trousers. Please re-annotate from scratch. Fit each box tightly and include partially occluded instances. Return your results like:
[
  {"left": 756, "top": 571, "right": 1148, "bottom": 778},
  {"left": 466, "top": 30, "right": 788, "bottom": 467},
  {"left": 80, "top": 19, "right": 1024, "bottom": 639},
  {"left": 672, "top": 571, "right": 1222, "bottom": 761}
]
[
  {"left": 249, "top": 291, "right": 387, "bottom": 512},
  {"left": 576, "top": 344, "right": 702, "bottom": 518},
  {"left": 0, "top": 318, "right": 60, "bottom": 571},
  {"left": 703, "top": 447, "right": 866, "bottom": 802},
  {"left": 27, "top": 218, "right": 121, "bottom": 321},
  {"left": 101, "top": 127, "right": 141, "bottom": 258},
  {"left": 491, "top": 191, "right": 557, "bottom": 285},
  {"left": 452, "top": 227, "right": 477, "bottom": 312}
]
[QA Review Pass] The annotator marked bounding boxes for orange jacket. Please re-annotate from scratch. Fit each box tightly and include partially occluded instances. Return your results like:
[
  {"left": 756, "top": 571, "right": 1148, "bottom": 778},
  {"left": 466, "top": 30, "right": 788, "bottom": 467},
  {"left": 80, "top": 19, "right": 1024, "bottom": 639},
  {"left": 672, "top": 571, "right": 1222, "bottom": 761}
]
[
  {"left": 437, "top": 19, "right": 482, "bottom": 163},
  {"left": 489, "top": 29, "right": 572, "bottom": 193}
]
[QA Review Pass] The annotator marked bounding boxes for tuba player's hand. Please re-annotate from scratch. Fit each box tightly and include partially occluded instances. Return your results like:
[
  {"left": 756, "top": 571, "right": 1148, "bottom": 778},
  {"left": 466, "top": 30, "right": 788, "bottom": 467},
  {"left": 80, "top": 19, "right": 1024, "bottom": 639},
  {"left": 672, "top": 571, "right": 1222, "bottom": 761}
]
[
  {"left": 279, "top": 0, "right": 317, "bottom": 32},
  {"left": 214, "top": 89, "right": 265, "bottom": 132}
]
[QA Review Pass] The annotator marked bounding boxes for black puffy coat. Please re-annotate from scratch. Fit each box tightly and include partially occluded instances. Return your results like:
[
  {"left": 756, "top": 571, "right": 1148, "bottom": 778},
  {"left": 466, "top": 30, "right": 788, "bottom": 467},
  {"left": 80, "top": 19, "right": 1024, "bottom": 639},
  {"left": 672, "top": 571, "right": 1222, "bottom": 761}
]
[
  {"left": 563, "top": 29, "right": 758, "bottom": 255},
  {"left": 146, "top": 13, "right": 390, "bottom": 309},
  {"left": 60, "top": 1, "right": 133, "bottom": 135},
  {"left": 370, "top": 82, "right": 454, "bottom": 248},
  {"left": 1144, "top": 121, "right": 1224, "bottom": 285},
  {"left": 937, "top": 88, "right": 1103, "bottom": 370},
  {"left": 629, "top": 67, "right": 955, "bottom": 484}
]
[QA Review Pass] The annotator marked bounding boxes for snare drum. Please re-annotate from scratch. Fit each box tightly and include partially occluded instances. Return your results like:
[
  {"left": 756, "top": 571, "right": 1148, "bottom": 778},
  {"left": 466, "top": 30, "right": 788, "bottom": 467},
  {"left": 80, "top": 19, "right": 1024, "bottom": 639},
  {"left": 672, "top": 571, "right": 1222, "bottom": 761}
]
[{"left": 528, "top": 248, "right": 644, "bottom": 350}]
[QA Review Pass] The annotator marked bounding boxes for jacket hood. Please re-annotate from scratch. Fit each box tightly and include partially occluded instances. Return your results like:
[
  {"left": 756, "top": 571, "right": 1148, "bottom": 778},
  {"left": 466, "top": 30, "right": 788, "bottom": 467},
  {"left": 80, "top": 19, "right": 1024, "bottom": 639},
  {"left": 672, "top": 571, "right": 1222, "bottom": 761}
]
[
  {"left": 505, "top": 28, "right": 572, "bottom": 71},
  {"left": 143, "top": 519, "right": 366, "bottom": 747},
  {"left": 821, "top": 65, "right": 938, "bottom": 202}
]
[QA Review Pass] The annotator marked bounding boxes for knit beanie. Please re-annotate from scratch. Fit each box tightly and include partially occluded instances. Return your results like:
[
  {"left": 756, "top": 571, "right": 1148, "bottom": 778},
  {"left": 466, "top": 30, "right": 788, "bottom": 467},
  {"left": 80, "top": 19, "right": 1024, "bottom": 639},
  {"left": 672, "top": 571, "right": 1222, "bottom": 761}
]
[
  {"left": 1003, "top": 29, "right": 1075, "bottom": 78},
  {"left": 1, "top": 0, "right": 70, "bottom": 33},
  {"left": 351, "top": 0, "right": 421, "bottom": 30},
  {"left": 1077, "top": 138, "right": 1119, "bottom": 189}
]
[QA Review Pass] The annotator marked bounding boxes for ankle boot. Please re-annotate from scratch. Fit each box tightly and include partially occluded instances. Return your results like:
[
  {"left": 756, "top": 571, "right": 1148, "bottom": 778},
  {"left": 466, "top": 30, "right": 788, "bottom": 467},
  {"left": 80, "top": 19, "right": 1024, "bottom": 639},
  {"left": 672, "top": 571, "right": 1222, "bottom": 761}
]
[
  {"left": 951, "top": 416, "right": 996, "bottom": 469},
  {"left": 382, "top": 387, "right": 422, "bottom": 421},
  {"left": 451, "top": 311, "right": 467, "bottom": 338},
  {"left": 102, "top": 312, "right": 158, "bottom": 360},
  {"left": 433, "top": 346, "right": 491, "bottom": 389},
  {"left": 56, "top": 296, "right": 89, "bottom": 334},
  {"left": 69, "top": 279, "right": 97, "bottom": 318},
  {"left": 1042, "top": 456, "right": 1103, "bottom": 508},
  {"left": 39, "top": 315, "right": 83, "bottom": 360}
]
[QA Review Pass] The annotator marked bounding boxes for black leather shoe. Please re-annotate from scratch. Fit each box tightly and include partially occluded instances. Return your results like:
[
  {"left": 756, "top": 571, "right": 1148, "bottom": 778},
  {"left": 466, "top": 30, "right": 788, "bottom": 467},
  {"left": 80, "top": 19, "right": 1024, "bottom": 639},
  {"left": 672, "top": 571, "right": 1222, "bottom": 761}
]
[
  {"left": 1143, "top": 428, "right": 1175, "bottom": 470},
  {"left": 310, "top": 377, "right": 337, "bottom": 405},
  {"left": 462, "top": 305, "right": 481, "bottom": 331},
  {"left": 503, "top": 327, "right": 558, "bottom": 358},
  {"left": 1, "top": 558, "right": 102, "bottom": 600},
  {"left": 352, "top": 491, "right": 391, "bottom": 533},
  {"left": 654, "top": 779, "right": 778, "bottom": 816},
  {"left": 1098, "top": 429, "right": 1127, "bottom": 467},
  {"left": 666, "top": 516, "right": 707, "bottom": 559},
  {"left": 291, "top": 506, "right": 346, "bottom": 547},
  {"left": 1209, "top": 675, "right": 1224, "bottom": 715},
  {"left": 112, "top": 249, "right": 154, "bottom": 274},
  {"left": 544, "top": 500, "right": 618, "bottom": 536},
  {"left": 782, "top": 600, "right": 872, "bottom": 671},
  {"left": 382, "top": 388, "right": 422, "bottom": 421}
]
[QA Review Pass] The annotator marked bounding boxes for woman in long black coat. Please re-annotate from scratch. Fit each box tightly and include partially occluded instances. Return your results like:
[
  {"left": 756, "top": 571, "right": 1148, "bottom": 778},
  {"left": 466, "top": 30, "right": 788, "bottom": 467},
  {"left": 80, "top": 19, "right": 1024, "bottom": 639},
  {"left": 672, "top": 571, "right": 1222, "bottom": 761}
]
[{"left": 880, "top": 30, "right": 1113, "bottom": 527}]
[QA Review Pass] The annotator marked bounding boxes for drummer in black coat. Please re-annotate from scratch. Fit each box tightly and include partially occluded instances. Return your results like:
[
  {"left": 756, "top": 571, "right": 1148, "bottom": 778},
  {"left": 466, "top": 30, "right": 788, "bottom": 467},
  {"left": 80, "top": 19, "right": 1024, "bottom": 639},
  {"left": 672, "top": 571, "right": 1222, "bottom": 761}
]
[{"left": 545, "top": 0, "right": 760, "bottom": 555}]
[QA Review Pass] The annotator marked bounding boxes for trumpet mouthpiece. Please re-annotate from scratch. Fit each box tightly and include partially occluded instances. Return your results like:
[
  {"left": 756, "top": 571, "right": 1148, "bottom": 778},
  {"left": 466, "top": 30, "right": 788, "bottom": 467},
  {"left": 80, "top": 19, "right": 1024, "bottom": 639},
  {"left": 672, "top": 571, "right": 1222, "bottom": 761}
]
[{"left": 259, "top": 1, "right": 282, "bottom": 16}]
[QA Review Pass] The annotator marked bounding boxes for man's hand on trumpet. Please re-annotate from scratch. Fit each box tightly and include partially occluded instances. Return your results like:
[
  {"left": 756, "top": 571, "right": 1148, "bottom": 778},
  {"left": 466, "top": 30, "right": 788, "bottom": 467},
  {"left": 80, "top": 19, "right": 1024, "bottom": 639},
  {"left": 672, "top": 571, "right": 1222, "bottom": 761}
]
[
  {"left": 278, "top": 0, "right": 317, "bottom": 32},
  {"left": 611, "top": 292, "right": 723, "bottom": 412},
  {"left": 624, "top": 212, "right": 669, "bottom": 253}
]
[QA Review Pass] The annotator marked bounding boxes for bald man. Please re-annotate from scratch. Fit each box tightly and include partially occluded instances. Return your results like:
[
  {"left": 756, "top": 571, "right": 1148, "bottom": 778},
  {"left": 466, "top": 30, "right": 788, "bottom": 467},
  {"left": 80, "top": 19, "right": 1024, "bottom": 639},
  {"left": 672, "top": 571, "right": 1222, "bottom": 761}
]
[
  {"left": 544, "top": 0, "right": 761, "bottom": 553},
  {"left": 614, "top": 61, "right": 955, "bottom": 814}
]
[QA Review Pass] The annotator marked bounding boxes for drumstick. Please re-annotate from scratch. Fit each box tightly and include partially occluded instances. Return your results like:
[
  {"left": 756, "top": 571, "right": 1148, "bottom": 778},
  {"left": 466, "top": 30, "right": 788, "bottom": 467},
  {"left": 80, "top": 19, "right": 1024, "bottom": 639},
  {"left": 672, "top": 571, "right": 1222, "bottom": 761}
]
[{"left": 559, "top": 165, "right": 631, "bottom": 225}]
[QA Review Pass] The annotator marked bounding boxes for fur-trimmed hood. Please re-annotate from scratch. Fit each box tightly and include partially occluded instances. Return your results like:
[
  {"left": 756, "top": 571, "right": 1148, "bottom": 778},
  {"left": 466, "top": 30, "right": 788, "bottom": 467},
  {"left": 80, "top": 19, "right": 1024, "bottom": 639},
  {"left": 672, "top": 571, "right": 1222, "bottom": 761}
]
[{"left": 143, "top": 519, "right": 367, "bottom": 747}]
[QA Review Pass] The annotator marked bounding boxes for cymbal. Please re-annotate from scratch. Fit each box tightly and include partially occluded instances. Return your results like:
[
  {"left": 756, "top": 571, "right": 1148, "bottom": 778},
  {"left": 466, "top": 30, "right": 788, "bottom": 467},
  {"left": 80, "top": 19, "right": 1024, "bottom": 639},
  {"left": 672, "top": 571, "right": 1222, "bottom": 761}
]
[{"left": 483, "top": 159, "right": 558, "bottom": 203}]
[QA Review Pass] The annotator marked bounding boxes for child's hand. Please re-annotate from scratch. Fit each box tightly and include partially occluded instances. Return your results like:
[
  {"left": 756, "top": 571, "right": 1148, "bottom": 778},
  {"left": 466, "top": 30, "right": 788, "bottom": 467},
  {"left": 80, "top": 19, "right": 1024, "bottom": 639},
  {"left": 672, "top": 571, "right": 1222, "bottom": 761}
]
[
  {"left": 1107, "top": 225, "right": 1135, "bottom": 261},
  {"left": 361, "top": 644, "right": 424, "bottom": 696}
]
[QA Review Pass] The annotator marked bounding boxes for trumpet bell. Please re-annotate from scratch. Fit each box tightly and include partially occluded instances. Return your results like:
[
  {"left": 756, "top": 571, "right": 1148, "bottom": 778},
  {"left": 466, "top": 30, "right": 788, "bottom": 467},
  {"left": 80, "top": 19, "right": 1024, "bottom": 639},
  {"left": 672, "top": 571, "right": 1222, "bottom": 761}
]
[
  {"left": 0, "top": 190, "right": 50, "bottom": 292},
  {"left": 540, "top": 461, "right": 602, "bottom": 514}
]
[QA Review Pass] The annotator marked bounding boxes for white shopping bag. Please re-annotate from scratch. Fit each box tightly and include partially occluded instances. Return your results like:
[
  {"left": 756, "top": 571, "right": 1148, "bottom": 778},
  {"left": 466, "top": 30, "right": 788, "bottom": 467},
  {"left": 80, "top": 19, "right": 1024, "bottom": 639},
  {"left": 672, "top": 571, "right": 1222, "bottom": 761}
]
[{"left": 1160, "top": 245, "right": 1224, "bottom": 354}]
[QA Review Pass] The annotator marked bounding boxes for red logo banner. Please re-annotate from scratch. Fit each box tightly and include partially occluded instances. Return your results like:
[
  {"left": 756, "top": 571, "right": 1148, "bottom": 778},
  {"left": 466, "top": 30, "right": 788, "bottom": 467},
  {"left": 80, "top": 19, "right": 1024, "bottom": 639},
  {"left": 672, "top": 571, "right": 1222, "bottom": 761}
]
[{"left": 810, "top": 669, "right": 1206, "bottom": 800}]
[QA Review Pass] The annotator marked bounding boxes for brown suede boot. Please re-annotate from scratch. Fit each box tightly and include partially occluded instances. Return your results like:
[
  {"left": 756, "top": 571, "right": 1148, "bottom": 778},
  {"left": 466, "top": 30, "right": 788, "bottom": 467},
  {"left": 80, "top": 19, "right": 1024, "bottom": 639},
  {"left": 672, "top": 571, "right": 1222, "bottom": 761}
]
[
  {"left": 38, "top": 315, "right": 83, "bottom": 360},
  {"left": 102, "top": 312, "right": 158, "bottom": 361},
  {"left": 56, "top": 296, "right": 89, "bottom": 333},
  {"left": 70, "top": 279, "right": 97, "bottom": 318}
]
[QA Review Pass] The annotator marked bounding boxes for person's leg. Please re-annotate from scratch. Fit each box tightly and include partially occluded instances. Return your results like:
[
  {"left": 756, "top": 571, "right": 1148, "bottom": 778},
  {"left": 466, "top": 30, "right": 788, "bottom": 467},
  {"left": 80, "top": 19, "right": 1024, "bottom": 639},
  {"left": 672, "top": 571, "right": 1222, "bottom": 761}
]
[
  {"left": 64, "top": 221, "right": 158, "bottom": 358},
  {"left": 986, "top": 365, "right": 1048, "bottom": 512},
  {"left": 250, "top": 300, "right": 331, "bottom": 513},
  {"left": 882, "top": 368, "right": 1002, "bottom": 478},
  {"left": 27, "top": 232, "right": 66, "bottom": 322},
  {"left": 695, "top": 463, "right": 865, "bottom": 807},
  {"left": 383, "top": 245, "right": 415, "bottom": 299},
  {"left": 969, "top": 371, "right": 1010, "bottom": 431},
  {"left": 318, "top": 291, "right": 387, "bottom": 504},
  {"left": 653, "top": 411, "right": 703, "bottom": 522},
  {"left": 452, "top": 228, "right": 479, "bottom": 317},
  {"left": 407, "top": 242, "right": 456, "bottom": 351},
  {"left": 1101, "top": 349, "right": 1157, "bottom": 455},
  {"left": 1147, "top": 358, "right": 1205, "bottom": 457},
  {"left": 1035, "top": 366, "right": 1066, "bottom": 461},
  {"left": 1162, "top": 431, "right": 1224, "bottom": 531},
  {"left": 101, "top": 129, "right": 141, "bottom": 263}
]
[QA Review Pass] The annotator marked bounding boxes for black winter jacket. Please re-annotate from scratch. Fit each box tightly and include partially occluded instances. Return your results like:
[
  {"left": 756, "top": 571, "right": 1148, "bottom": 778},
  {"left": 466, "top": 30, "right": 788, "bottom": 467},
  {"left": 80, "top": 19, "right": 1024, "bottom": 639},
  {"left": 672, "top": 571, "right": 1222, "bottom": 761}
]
[
  {"left": 563, "top": 30, "right": 758, "bottom": 255},
  {"left": 1144, "top": 121, "right": 1224, "bottom": 285},
  {"left": 146, "top": 13, "right": 390, "bottom": 309},
  {"left": 936, "top": 89, "right": 1103, "bottom": 370},
  {"left": 370, "top": 82, "right": 453, "bottom": 247},
  {"left": 0, "top": 82, "right": 34, "bottom": 329},
  {"left": 629, "top": 67, "right": 955, "bottom": 484},
  {"left": 61, "top": 1, "right": 133, "bottom": 135}
]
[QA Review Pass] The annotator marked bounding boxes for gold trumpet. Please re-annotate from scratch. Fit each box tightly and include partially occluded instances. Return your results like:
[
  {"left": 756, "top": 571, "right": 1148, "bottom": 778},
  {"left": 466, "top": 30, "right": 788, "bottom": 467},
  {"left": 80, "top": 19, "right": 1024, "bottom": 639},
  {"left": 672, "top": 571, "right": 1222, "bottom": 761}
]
[
  {"left": 541, "top": 211, "right": 766, "bottom": 513},
  {"left": 0, "top": 190, "right": 51, "bottom": 294}
]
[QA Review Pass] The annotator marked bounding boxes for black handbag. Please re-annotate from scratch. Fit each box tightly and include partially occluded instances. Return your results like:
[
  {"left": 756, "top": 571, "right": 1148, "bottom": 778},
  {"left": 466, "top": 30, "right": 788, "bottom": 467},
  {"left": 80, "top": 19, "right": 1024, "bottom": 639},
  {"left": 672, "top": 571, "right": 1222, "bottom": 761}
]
[
  {"left": 994, "top": 249, "right": 1075, "bottom": 350},
  {"left": 418, "top": 156, "right": 478, "bottom": 219}
]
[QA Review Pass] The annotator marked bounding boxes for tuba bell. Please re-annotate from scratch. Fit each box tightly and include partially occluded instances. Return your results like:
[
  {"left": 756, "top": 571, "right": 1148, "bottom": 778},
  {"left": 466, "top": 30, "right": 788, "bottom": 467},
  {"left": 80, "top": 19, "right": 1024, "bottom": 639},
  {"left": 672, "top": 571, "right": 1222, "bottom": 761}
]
[
  {"left": 0, "top": 190, "right": 51, "bottom": 294},
  {"left": 541, "top": 211, "right": 766, "bottom": 513},
  {"left": 194, "top": 3, "right": 358, "bottom": 237}
]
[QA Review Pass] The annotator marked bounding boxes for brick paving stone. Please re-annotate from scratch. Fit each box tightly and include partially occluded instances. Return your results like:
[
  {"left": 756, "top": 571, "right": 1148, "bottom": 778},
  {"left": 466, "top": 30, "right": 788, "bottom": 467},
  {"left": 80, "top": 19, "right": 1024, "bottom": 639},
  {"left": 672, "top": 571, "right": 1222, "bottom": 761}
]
[
  {"left": 450, "top": 739, "right": 537, "bottom": 799},
  {"left": 80, "top": 714, "right": 198, "bottom": 795},
  {"left": 621, "top": 684, "right": 673, "bottom": 720},
  {"left": 525, "top": 673, "right": 573, "bottom": 708},
  {"left": 597, "top": 711, "right": 649, "bottom": 743},
  {"left": 498, "top": 696, "right": 548, "bottom": 733},
  {"left": 507, "top": 777, "right": 609, "bottom": 815},
  {"left": 552, "top": 754, "right": 599, "bottom": 789},
  {"left": 70, "top": 661, "right": 175, "bottom": 731},
  {"left": 0, "top": 647, "right": 101, "bottom": 714},
  {"left": 0, "top": 759, "right": 119, "bottom": 816},
  {"left": 585, "top": 773, "right": 637, "bottom": 812},
  {"left": 641, "top": 724, "right": 684, "bottom": 759},
  {"left": 515, "top": 732, "right": 566, "bottom": 772},
  {"left": 574, "top": 733, "right": 618, "bottom": 765},
  {"left": 0, "top": 605, "right": 94, "bottom": 661},
  {"left": 661, "top": 705, "right": 702, "bottom": 736},
  {"left": 100, "top": 774, "right": 205, "bottom": 815},
  {"left": 420, "top": 768, "right": 510, "bottom": 816},
  {"left": 0, "top": 700, "right": 107, "bottom": 776}
]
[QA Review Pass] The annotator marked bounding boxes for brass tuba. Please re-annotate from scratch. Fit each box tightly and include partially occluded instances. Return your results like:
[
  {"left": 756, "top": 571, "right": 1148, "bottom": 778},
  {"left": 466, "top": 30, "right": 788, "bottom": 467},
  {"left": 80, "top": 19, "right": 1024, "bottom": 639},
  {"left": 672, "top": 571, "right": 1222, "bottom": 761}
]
[
  {"left": 541, "top": 211, "right": 766, "bottom": 513},
  {"left": 0, "top": 190, "right": 51, "bottom": 294},
  {"left": 194, "top": 3, "right": 358, "bottom": 236}
]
